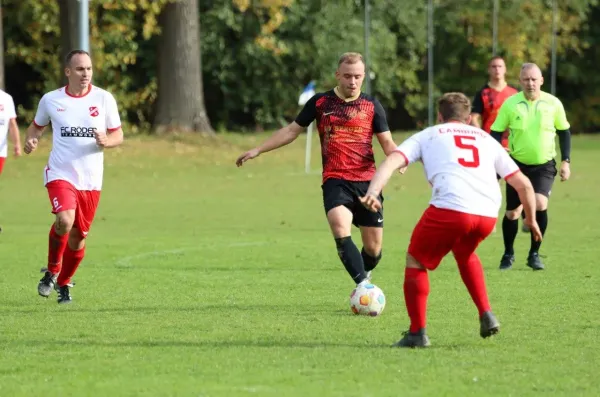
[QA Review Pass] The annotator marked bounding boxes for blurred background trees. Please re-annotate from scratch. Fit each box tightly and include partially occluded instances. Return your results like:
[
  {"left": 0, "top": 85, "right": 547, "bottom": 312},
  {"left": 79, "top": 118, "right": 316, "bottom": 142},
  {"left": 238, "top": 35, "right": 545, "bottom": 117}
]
[{"left": 2, "top": 0, "right": 599, "bottom": 133}]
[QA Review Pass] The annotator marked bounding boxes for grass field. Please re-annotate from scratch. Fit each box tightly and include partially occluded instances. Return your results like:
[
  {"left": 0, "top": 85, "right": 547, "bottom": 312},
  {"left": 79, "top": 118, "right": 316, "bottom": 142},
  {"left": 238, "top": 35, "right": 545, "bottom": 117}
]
[{"left": 1, "top": 131, "right": 599, "bottom": 396}]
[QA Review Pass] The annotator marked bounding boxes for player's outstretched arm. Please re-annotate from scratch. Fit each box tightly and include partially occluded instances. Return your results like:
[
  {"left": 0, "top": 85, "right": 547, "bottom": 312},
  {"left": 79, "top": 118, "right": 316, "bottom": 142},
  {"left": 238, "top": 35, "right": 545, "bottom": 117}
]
[
  {"left": 376, "top": 131, "right": 408, "bottom": 174},
  {"left": 376, "top": 131, "right": 398, "bottom": 156},
  {"left": 506, "top": 172, "right": 542, "bottom": 242},
  {"left": 235, "top": 122, "right": 304, "bottom": 167},
  {"left": 23, "top": 122, "right": 45, "bottom": 154},
  {"left": 9, "top": 118, "right": 22, "bottom": 156},
  {"left": 360, "top": 151, "right": 407, "bottom": 212}
]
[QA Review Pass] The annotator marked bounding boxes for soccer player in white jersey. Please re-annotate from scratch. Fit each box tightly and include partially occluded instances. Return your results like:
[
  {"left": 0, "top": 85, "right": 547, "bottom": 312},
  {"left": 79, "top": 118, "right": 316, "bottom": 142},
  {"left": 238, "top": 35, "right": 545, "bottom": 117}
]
[
  {"left": 24, "top": 50, "right": 124, "bottom": 304},
  {"left": 360, "top": 93, "right": 542, "bottom": 348},
  {"left": 0, "top": 88, "right": 22, "bottom": 175}
]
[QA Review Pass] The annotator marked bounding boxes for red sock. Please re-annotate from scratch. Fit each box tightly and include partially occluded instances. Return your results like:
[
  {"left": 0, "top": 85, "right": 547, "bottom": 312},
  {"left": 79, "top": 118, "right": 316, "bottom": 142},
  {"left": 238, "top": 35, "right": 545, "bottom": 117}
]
[
  {"left": 403, "top": 267, "right": 430, "bottom": 333},
  {"left": 457, "top": 254, "right": 491, "bottom": 316},
  {"left": 57, "top": 246, "right": 85, "bottom": 287},
  {"left": 48, "top": 224, "right": 68, "bottom": 274}
]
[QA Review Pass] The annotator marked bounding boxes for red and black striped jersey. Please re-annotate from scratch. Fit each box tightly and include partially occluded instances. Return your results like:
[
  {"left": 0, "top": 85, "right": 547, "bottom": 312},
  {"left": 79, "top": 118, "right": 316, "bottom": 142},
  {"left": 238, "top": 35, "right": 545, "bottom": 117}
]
[
  {"left": 472, "top": 84, "right": 518, "bottom": 133},
  {"left": 295, "top": 89, "right": 389, "bottom": 183}
]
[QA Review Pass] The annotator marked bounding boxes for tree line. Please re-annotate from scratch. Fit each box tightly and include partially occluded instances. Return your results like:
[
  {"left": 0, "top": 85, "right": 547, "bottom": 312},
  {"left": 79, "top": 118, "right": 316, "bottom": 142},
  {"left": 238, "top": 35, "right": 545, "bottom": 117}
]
[{"left": 2, "top": 0, "right": 599, "bottom": 134}]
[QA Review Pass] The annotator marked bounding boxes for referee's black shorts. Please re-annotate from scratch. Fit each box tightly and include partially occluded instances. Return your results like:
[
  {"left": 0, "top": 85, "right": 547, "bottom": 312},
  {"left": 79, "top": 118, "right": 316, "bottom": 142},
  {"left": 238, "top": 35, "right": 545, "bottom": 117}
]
[{"left": 506, "top": 158, "right": 557, "bottom": 211}]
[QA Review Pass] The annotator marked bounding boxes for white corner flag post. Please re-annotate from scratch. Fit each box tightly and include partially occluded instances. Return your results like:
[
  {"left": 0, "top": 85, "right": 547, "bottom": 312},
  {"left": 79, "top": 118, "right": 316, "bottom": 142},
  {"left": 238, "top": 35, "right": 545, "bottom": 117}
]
[{"left": 299, "top": 81, "right": 316, "bottom": 174}]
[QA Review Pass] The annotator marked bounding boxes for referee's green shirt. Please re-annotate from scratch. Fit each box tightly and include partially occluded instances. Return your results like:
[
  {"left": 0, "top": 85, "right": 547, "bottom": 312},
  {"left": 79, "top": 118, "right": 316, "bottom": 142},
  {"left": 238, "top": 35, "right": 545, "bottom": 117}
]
[{"left": 491, "top": 91, "right": 570, "bottom": 165}]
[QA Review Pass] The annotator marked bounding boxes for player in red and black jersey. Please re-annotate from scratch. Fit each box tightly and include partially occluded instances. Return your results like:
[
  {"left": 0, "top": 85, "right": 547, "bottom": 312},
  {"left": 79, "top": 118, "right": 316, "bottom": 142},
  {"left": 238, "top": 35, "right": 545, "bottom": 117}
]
[
  {"left": 471, "top": 56, "right": 518, "bottom": 148},
  {"left": 236, "top": 52, "right": 399, "bottom": 287},
  {"left": 471, "top": 56, "right": 528, "bottom": 232},
  {"left": 295, "top": 88, "right": 388, "bottom": 182}
]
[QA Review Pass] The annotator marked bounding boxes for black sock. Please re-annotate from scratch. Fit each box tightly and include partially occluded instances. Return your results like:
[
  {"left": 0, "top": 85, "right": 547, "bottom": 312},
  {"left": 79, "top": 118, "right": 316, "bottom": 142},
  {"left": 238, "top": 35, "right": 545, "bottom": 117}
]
[
  {"left": 529, "top": 210, "right": 548, "bottom": 255},
  {"left": 502, "top": 215, "right": 518, "bottom": 255},
  {"left": 522, "top": 211, "right": 526, "bottom": 220},
  {"left": 361, "top": 249, "right": 382, "bottom": 272},
  {"left": 335, "top": 237, "right": 366, "bottom": 283}
]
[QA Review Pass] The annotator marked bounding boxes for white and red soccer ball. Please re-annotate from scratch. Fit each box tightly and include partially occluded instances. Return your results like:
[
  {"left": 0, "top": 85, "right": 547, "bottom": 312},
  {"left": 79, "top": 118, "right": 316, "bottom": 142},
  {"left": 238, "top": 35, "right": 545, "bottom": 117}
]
[{"left": 349, "top": 283, "right": 386, "bottom": 316}]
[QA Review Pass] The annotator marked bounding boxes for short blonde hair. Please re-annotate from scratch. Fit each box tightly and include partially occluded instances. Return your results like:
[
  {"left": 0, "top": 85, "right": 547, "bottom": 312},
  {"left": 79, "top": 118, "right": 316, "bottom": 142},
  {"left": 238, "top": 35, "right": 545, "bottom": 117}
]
[
  {"left": 438, "top": 92, "right": 471, "bottom": 122},
  {"left": 338, "top": 52, "right": 364, "bottom": 67}
]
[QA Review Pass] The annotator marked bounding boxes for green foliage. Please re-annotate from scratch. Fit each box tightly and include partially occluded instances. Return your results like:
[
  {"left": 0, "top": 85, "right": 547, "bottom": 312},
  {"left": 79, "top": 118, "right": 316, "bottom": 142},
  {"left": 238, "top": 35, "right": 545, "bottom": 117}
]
[
  {"left": 4, "top": 0, "right": 63, "bottom": 99},
  {"left": 3, "top": 0, "right": 600, "bottom": 132},
  {"left": 4, "top": 0, "right": 170, "bottom": 132},
  {"left": 200, "top": 0, "right": 422, "bottom": 130}
]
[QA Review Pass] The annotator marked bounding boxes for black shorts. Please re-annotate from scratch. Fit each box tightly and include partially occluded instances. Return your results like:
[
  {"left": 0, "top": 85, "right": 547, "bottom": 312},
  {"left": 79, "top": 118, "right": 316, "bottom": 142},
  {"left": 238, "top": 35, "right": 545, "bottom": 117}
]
[
  {"left": 506, "top": 158, "right": 557, "bottom": 211},
  {"left": 321, "top": 178, "right": 384, "bottom": 228}
]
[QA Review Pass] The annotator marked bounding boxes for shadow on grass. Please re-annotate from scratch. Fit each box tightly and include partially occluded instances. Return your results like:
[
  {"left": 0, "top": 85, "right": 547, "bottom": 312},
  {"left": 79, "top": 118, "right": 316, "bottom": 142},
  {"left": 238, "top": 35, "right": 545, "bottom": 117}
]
[
  {"left": 0, "top": 336, "right": 478, "bottom": 350},
  {"left": 0, "top": 338, "right": 397, "bottom": 349},
  {"left": 0, "top": 303, "right": 353, "bottom": 316}
]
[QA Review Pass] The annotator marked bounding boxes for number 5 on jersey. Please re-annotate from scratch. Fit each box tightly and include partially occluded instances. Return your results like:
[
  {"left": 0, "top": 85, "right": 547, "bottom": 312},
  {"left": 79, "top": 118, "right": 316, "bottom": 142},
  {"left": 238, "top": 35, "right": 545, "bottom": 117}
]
[{"left": 454, "top": 135, "right": 480, "bottom": 168}]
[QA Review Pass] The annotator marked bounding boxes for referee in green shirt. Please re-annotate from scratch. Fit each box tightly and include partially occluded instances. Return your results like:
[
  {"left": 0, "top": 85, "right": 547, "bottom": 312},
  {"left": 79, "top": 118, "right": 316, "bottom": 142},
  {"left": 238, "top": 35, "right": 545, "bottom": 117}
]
[{"left": 490, "top": 63, "right": 571, "bottom": 271}]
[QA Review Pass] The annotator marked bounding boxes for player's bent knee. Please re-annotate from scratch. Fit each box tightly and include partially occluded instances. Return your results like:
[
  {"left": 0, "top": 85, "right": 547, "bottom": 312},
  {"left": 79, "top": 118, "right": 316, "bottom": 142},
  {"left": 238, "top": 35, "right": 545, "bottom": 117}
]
[
  {"left": 55, "top": 211, "right": 75, "bottom": 234},
  {"left": 535, "top": 194, "right": 548, "bottom": 210},
  {"left": 505, "top": 208, "right": 522, "bottom": 220},
  {"left": 359, "top": 226, "right": 382, "bottom": 253},
  {"left": 326, "top": 206, "right": 353, "bottom": 238},
  {"left": 363, "top": 246, "right": 381, "bottom": 258},
  {"left": 362, "top": 240, "right": 382, "bottom": 257},
  {"left": 453, "top": 251, "right": 476, "bottom": 266},
  {"left": 329, "top": 223, "right": 352, "bottom": 239},
  {"left": 406, "top": 253, "right": 426, "bottom": 270},
  {"left": 68, "top": 229, "right": 86, "bottom": 250}
]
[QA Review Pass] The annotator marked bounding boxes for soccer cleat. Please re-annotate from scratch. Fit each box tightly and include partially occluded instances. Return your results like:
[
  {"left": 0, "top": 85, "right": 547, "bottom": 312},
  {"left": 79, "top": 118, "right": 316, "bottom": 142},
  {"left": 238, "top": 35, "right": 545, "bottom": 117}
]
[
  {"left": 479, "top": 311, "right": 500, "bottom": 338},
  {"left": 38, "top": 270, "right": 58, "bottom": 297},
  {"left": 57, "top": 285, "right": 72, "bottom": 304},
  {"left": 499, "top": 254, "right": 515, "bottom": 270},
  {"left": 392, "top": 329, "right": 431, "bottom": 348},
  {"left": 527, "top": 252, "right": 545, "bottom": 270}
]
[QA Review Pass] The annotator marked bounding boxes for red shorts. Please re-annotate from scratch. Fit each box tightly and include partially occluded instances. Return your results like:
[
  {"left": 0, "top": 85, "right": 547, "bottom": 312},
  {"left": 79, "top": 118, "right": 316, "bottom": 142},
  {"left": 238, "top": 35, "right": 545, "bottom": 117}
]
[
  {"left": 407, "top": 205, "right": 497, "bottom": 270},
  {"left": 0, "top": 157, "right": 5, "bottom": 175},
  {"left": 46, "top": 180, "right": 101, "bottom": 238}
]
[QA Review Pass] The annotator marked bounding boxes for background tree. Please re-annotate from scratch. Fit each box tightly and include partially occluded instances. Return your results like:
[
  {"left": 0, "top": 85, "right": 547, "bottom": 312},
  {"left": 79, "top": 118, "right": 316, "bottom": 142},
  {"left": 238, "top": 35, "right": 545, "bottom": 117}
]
[
  {"left": 1, "top": 0, "right": 599, "bottom": 132},
  {"left": 58, "top": 0, "right": 79, "bottom": 84},
  {"left": 0, "top": 0, "right": 4, "bottom": 90},
  {"left": 154, "top": 0, "right": 213, "bottom": 135}
]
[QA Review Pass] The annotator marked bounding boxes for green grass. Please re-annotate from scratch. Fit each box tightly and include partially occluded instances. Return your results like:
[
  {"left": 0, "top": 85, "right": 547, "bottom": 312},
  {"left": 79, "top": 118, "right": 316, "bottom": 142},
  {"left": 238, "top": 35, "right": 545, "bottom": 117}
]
[{"left": 1, "top": 131, "right": 599, "bottom": 396}]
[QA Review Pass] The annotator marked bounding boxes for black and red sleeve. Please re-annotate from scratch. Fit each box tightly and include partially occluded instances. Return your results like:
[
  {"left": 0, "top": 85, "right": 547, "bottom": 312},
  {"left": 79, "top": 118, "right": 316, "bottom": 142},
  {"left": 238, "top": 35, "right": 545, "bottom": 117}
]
[
  {"left": 294, "top": 95, "right": 318, "bottom": 127},
  {"left": 372, "top": 98, "right": 390, "bottom": 133},
  {"left": 471, "top": 89, "right": 484, "bottom": 114}
]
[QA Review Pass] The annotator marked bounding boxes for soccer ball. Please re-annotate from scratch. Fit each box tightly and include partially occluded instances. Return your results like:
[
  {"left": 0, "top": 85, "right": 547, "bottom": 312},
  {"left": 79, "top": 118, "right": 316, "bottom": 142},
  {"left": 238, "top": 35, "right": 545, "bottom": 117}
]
[{"left": 349, "top": 283, "right": 386, "bottom": 316}]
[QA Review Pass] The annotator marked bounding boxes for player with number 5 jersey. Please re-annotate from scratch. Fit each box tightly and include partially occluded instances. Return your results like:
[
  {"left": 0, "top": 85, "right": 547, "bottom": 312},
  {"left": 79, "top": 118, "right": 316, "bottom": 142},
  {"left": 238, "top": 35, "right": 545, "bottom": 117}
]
[
  {"left": 24, "top": 50, "right": 124, "bottom": 304},
  {"left": 359, "top": 92, "right": 541, "bottom": 348}
]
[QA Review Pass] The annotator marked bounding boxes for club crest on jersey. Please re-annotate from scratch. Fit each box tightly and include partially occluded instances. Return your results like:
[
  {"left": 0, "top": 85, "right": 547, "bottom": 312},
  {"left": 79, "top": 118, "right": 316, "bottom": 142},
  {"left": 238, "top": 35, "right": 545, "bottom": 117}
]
[
  {"left": 347, "top": 109, "right": 358, "bottom": 119},
  {"left": 89, "top": 106, "right": 99, "bottom": 117}
]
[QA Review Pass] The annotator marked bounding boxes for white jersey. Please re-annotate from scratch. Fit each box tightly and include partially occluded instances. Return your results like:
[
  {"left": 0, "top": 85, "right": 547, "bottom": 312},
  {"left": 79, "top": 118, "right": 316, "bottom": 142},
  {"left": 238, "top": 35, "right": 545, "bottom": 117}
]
[
  {"left": 396, "top": 122, "right": 520, "bottom": 218},
  {"left": 33, "top": 85, "right": 121, "bottom": 190},
  {"left": 0, "top": 89, "right": 17, "bottom": 158}
]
